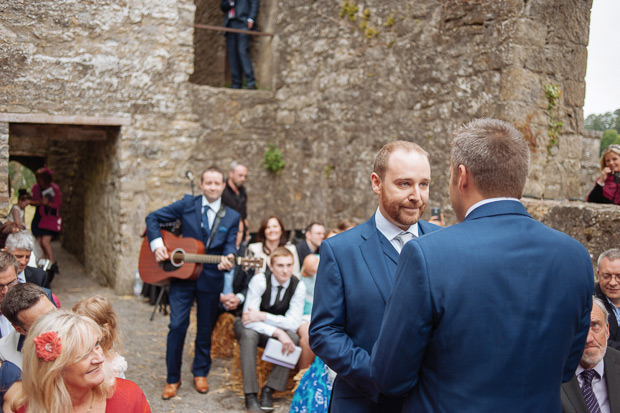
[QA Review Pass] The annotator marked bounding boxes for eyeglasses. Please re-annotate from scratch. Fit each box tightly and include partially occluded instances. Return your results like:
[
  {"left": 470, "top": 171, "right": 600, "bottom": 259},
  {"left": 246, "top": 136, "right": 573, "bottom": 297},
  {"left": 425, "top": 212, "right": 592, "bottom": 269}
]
[
  {"left": 0, "top": 279, "right": 18, "bottom": 290},
  {"left": 599, "top": 273, "right": 620, "bottom": 283}
]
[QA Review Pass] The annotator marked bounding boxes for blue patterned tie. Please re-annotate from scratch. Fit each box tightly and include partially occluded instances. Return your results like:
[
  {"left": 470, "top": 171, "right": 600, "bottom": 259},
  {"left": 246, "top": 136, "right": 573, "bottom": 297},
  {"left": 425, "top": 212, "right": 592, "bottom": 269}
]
[
  {"left": 202, "top": 206, "right": 211, "bottom": 235},
  {"left": 581, "top": 369, "right": 602, "bottom": 413}
]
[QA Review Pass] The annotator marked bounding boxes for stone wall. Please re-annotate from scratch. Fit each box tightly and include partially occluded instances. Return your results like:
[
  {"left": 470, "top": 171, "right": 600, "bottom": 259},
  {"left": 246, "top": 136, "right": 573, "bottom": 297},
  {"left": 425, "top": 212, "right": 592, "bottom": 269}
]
[{"left": 2, "top": 0, "right": 610, "bottom": 294}]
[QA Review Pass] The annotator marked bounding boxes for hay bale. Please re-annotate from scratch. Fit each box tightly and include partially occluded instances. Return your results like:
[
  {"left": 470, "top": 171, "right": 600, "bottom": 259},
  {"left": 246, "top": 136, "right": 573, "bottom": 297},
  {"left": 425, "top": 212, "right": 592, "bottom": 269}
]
[{"left": 211, "top": 312, "right": 237, "bottom": 358}]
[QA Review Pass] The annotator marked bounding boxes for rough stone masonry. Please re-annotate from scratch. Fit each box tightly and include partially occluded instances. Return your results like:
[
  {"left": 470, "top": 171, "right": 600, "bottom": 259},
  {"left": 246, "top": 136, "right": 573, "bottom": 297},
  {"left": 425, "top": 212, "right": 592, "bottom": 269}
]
[{"left": 0, "top": 0, "right": 614, "bottom": 293}]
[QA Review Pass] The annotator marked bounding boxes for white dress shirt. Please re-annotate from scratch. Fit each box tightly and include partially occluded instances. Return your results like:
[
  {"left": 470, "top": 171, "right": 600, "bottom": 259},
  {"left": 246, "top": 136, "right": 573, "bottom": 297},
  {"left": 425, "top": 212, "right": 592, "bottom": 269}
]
[
  {"left": 242, "top": 273, "right": 306, "bottom": 337},
  {"left": 465, "top": 197, "right": 520, "bottom": 218},
  {"left": 576, "top": 359, "right": 610, "bottom": 413},
  {"left": 374, "top": 207, "right": 419, "bottom": 253},
  {"left": 150, "top": 195, "right": 221, "bottom": 252}
]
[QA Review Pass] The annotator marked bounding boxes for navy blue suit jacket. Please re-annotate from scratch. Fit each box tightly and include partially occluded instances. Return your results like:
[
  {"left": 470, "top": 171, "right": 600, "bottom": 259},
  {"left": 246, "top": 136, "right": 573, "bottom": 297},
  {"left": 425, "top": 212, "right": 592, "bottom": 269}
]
[
  {"left": 145, "top": 195, "right": 239, "bottom": 294},
  {"left": 221, "top": 0, "right": 259, "bottom": 27},
  {"left": 371, "top": 200, "right": 593, "bottom": 412},
  {"left": 309, "top": 214, "right": 440, "bottom": 412}
]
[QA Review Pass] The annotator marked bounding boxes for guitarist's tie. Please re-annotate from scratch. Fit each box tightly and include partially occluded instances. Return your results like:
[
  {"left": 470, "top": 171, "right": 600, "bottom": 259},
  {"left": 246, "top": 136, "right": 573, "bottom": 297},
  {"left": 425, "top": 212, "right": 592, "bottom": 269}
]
[{"left": 202, "top": 206, "right": 212, "bottom": 236}]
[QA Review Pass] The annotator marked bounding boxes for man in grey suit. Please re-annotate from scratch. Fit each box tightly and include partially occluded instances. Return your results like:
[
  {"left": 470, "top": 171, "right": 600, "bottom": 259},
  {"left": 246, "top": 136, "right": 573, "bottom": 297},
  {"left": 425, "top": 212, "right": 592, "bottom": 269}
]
[{"left": 562, "top": 297, "right": 620, "bottom": 413}]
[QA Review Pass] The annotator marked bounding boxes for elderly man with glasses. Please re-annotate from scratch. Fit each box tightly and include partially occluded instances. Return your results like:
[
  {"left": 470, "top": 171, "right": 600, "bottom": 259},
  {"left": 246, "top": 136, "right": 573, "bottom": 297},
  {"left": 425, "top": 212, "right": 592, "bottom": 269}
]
[{"left": 596, "top": 248, "right": 620, "bottom": 350}]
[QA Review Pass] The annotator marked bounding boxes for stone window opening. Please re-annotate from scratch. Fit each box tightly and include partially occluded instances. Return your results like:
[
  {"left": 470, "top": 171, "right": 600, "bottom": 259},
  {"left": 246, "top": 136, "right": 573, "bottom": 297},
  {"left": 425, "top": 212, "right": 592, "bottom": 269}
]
[{"left": 190, "top": 0, "right": 275, "bottom": 90}]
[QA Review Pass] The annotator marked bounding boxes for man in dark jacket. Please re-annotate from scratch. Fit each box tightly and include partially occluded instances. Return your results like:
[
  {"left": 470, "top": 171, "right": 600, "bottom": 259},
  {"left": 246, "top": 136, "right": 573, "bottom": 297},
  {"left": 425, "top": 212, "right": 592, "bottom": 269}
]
[{"left": 595, "top": 248, "right": 620, "bottom": 350}]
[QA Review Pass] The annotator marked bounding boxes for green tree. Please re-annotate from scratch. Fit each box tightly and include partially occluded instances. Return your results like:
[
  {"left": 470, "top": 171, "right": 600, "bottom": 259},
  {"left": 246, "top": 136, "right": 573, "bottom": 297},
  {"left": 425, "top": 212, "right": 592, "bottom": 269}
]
[
  {"left": 585, "top": 111, "right": 617, "bottom": 131},
  {"left": 600, "top": 129, "right": 620, "bottom": 155}
]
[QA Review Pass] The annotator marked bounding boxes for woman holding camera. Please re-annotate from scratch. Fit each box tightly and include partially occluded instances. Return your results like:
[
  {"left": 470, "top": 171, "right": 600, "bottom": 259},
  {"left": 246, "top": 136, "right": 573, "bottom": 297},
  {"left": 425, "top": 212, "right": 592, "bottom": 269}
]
[{"left": 587, "top": 144, "right": 620, "bottom": 205}]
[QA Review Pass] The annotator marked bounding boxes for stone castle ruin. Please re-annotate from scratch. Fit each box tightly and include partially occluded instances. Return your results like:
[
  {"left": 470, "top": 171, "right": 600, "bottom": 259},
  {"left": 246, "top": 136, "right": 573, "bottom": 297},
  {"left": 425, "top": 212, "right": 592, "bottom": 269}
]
[{"left": 1, "top": 0, "right": 617, "bottom": 293}]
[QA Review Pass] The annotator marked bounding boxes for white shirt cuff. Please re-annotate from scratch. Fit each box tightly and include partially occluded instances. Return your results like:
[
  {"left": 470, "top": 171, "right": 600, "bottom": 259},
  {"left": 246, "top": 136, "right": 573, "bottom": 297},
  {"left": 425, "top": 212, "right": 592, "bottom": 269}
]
[{"left": 150, "top": 237, "right": 165, "bottom": 252}]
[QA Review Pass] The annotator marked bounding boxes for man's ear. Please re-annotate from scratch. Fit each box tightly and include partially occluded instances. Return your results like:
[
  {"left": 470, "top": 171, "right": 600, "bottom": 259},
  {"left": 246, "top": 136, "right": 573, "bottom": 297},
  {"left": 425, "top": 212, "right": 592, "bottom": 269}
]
[
  {"left": 457, "top": 165, "right": 469, "bottom": 192},
  {"left": 13, "top": 324, "right": 26, "bottom": 336},
  {"left": 370, "top": 172, "right": 382, "bottom": 195}
]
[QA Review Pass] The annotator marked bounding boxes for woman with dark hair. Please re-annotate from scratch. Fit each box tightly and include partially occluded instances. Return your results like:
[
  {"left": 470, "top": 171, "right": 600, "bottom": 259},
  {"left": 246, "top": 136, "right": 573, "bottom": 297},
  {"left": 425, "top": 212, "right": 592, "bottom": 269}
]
[
  {"left": 587, "top": 144, "right": 620, "bottom": 204},
  {"left": 30, "top": 167, "right": 61, "bottom": 274},
  {"left": 247, "top": 215, "right": 300, "bottom": 277}
]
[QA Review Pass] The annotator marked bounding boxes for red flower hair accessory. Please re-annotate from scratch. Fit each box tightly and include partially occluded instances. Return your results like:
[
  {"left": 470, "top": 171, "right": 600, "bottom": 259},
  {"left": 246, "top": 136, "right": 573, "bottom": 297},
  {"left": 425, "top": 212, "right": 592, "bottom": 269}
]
[{"left": 33, "top": 331, "right": 62, "bottom": 362}]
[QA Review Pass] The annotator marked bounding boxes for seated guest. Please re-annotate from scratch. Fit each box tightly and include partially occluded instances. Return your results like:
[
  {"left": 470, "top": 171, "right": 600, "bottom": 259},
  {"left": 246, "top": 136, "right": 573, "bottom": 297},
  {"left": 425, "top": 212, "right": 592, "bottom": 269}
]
[
  {"left": 234, "top": 247, "right": 306, "bottom": 412},
  {"left": 248, "top": 215, "right": 300, "bottom": 277},
  {"left": 588, "top": 144, "right": 620, "bottom": 204},
  {"left": 0, "top": 252, "right": 22, "bottom": 339},
  {"left": 561, "top": 297, "right": 620, "bottom": 412},
  {"left": 13, "top": 310, "right": 151, "bottom": 413},
  {"left": 0, "top": 283, "right": 56, "bottom": 368},
  {"left": 595, "top": 248, "right": 620, "bottom": 350},
  {"left": 294, "top": 222, "right": 325, "bottom": 264},
  {"left": 73, "top": 296, "right": 127, "bottom": 378},
  {"left": 5, "top": 231, "right": 49, "bottom": 288}
]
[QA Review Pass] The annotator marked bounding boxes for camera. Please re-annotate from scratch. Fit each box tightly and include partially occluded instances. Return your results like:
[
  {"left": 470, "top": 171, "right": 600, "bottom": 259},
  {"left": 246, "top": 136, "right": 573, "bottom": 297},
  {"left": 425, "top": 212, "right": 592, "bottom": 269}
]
[
  {"left": 431, "top": 207, "right": 441, "bottom": 220},
  {"left": 613, "top": 171, "right": 620, "bottom": 184}
]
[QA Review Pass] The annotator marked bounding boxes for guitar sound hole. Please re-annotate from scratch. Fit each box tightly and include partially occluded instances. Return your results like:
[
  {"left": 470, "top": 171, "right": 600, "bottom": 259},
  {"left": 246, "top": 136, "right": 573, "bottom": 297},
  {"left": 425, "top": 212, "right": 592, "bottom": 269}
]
[{"left": 162, "top": 261, "right": 179, "bottom": 272}]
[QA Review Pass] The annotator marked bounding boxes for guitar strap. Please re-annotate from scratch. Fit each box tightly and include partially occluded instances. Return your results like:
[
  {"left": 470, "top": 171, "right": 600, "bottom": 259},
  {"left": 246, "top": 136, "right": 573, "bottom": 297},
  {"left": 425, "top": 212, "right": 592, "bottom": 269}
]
[{"left": 204, "top": 204, "right": 227, "bottom": 251}]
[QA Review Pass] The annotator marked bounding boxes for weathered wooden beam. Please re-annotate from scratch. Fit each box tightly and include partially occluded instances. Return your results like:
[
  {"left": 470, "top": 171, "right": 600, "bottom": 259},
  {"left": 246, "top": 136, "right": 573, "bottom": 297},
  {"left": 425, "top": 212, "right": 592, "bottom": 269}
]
[
  {"left": 0, "top": 113, "right": 131, "bottom": 126},
  {"left": 194, "top": 23, "right": 273, "bottom": 37}
]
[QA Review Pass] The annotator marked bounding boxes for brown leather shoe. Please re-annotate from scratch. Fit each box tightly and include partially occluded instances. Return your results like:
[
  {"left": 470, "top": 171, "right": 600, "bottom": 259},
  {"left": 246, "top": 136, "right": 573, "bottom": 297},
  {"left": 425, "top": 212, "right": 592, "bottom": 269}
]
[
  {"left": 194, "top": 376, "right": 209, "bottom": 394},
  {"left": 162, "top": 382, "right": 181, "bottom": 400}
]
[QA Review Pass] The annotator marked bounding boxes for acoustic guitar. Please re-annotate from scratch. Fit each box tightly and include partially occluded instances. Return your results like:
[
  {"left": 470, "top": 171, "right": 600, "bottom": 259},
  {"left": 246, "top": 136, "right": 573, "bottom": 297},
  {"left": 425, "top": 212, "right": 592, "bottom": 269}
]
[{"left": 139, "top": 230, "right": 263, "bottom": 285}]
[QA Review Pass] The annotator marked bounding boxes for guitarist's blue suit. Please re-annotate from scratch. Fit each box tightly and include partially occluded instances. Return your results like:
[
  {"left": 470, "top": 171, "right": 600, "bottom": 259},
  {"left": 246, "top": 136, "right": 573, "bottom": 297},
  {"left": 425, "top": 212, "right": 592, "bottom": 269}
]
[{"left": 146, "top": 193, "right": 239, "bottom": 386}]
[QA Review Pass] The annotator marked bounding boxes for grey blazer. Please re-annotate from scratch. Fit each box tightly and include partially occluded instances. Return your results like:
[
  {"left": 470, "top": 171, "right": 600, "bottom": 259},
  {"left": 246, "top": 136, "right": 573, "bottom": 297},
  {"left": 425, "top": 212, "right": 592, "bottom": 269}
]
[{"left": 561, "top": 347, "right": 620, "bottom": 413}]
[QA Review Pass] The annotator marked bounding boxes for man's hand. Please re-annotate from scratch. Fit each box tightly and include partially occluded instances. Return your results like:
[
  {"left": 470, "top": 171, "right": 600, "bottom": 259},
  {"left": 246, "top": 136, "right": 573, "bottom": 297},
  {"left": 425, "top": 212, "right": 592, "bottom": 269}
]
[
  {"left": 218, "top": 254, "right": 235, "bottom": 271},
  {"left": 154, "top": 247, "right": 169, "bottom": 262},
  {"left": 242, "top": 307, "right": 266, "bottom": 325},
  {"left": 273, "top": 328, "right": 295, "bottom": 355},
  {"left": 248, "top": 20, "right": 254, "bottom": 29},
  {"left": 220, "top": 293, "right": 240, "bottom": 310}
]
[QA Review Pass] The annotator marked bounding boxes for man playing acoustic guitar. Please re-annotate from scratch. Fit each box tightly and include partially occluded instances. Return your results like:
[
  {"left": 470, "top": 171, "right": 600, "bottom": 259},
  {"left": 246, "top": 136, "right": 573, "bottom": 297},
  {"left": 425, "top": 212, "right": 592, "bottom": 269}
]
[{"left": 145, "top": 166, "right": 240, "bottom": 400}]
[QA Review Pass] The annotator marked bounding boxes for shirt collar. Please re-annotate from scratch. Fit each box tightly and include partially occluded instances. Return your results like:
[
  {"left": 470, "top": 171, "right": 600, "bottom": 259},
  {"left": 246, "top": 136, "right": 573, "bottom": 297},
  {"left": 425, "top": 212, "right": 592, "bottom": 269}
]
[
  {"left": 17, "top": 270, "right": 26, "bottom": 284},
  {"left": 465, "top": 197, "right": 520, "bottom": 218},
  {"left": 374, "top": 207, "right": 419, "bottom": 240},
  {"left": 202, "top": 196, "right": 222, "bottom": 212},
  {"left": 270, "top": 274, "right": 290, "bottom": 289},
  {"left": 576, "top": 357, "right": 605, "bottom": 381}
]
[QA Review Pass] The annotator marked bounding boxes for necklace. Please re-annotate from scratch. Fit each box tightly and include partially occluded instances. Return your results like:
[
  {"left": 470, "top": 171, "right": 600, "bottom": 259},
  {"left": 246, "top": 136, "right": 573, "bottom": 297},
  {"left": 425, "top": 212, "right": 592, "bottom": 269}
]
[{"left": 87, "top": 390, "right": 94, "bottom": 413}]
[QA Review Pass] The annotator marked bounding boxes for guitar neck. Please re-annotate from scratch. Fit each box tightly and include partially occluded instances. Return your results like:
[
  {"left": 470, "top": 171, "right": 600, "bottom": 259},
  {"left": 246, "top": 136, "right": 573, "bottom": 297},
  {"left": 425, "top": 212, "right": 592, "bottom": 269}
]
[{"left": 181, "top": 253, "right": 225, "bottom": 265}]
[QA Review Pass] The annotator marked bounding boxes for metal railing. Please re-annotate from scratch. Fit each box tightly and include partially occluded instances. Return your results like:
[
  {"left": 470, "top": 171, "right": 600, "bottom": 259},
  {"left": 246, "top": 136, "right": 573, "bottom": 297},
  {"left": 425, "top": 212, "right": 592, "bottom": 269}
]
[{"left": 193, "top": 23, "right": 273, "bottom": 37}]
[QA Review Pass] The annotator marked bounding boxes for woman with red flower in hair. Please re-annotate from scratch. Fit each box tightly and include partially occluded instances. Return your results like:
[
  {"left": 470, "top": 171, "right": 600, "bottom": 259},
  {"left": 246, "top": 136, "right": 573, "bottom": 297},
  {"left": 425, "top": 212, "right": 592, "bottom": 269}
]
[{"left": 12, "top": 309, "right": 150, "bottom": 413}]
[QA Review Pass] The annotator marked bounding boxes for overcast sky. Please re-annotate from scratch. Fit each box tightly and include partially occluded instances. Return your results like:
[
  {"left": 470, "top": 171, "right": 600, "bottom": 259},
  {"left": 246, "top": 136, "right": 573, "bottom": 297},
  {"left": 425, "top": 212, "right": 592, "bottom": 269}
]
[{"left": 583, "top": 0, "right": 620, "bottom": 117}]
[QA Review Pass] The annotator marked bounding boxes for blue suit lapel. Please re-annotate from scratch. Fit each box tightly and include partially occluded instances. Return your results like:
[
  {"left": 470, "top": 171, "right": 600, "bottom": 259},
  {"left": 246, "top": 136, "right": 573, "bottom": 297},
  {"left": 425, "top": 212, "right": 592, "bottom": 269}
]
[{"left": 359, "top": 215, "right": 394, "bottom": 303}]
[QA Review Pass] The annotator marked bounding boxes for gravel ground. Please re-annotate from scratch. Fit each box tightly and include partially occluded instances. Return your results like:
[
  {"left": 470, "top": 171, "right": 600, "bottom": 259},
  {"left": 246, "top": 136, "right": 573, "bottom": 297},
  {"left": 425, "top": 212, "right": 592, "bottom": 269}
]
[{"left": 51, "top": 242, "right": 293, "bottom": 413}]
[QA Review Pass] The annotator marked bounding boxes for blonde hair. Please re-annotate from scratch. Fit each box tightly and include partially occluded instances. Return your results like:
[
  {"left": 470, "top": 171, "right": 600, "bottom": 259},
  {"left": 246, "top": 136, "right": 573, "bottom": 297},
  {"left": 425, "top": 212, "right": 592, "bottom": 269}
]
[
  {"left": 600, "top": 144, "right": 620, "bottom": 170},
  {"left": 73, "top": 295, "right": 121, "bottom": 356},
  {"left": 13, "top": 310, "right": 115, "bottom": 413}
]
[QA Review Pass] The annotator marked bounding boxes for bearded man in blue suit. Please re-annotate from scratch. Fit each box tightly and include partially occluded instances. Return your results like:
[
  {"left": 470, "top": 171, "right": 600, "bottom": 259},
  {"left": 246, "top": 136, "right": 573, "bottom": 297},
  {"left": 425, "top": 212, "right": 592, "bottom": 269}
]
[
  {"left": 371, "top": 118, "right": 593, "bottom": 412},
  {"left": 309, "top": 141, "right": 441, "bottom": 412},
  {"left": 146, "top": 166, "right": 239, "bottom": 400}
]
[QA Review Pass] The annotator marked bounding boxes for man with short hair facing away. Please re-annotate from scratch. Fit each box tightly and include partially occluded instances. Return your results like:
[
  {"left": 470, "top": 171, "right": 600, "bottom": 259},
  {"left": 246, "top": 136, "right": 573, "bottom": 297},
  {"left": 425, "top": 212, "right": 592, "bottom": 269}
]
[
  {"left": 234, "top": 247, "right": 306, "bottom": 412},
  {"left": 561, "top": 297, "right": 620, "bottom": 412},
  {"left": 5, "top": 230, "right": 49, "bottom": 288},
  {"left": 294, "top": 222, "right": 325, "bottom": 265},
  {"left": 146, "top": 166, "right": 239, "bottom": 400},
  {"left": 371, "top": 118, "right": 593, "bottom": 412},
  {"left": 595, "top": 248, "right": 620, "bottom": 350},
  {"left": 309, "top": 141, "right": 441, "bottom": 412},
  {"left": 0, "top": 283, "right": 56, "bottom": 368},
  {"left": 0, "top": 252, "right": 21, "bottom": 339}
]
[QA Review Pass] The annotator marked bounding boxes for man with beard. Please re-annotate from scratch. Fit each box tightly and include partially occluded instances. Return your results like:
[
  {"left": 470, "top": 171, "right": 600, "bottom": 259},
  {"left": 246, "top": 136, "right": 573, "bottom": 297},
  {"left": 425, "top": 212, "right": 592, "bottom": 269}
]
[
  {"left": 371, "top": 118, "right": 593, "bottom": 412},
  {"left": 222, "top": 161, "right": 249, "bottom": 247},
  {"left": 309, "top": 141, "right": 440, "bottom": 412},
  {"left": 561, "top": 297, "right": 620, "bottom": 413}
]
